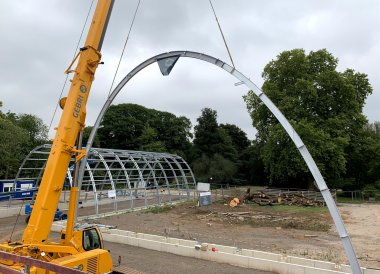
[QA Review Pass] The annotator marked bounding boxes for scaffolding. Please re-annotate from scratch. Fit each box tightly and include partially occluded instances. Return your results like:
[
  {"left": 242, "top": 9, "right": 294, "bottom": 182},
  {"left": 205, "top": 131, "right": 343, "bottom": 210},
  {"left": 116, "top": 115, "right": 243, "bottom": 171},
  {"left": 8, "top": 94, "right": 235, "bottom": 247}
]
[{"left": 13, "top": 144, "right": 196, "bottom": 215}]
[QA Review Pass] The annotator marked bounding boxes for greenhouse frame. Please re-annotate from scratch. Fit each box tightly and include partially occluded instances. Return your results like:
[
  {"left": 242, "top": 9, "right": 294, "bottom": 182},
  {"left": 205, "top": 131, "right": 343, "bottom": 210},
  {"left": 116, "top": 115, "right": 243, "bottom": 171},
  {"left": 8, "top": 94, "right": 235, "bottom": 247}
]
[{"left": 12, "top": 144, "right": 196, "bottom": 215}]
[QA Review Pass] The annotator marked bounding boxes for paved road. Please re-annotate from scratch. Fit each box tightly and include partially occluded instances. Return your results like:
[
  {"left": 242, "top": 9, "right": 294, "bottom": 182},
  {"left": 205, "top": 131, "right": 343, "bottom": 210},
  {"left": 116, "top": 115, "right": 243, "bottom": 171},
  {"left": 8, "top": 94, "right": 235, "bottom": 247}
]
[{"left": 106, "top": 240, "right": 274, "bottom": 274}]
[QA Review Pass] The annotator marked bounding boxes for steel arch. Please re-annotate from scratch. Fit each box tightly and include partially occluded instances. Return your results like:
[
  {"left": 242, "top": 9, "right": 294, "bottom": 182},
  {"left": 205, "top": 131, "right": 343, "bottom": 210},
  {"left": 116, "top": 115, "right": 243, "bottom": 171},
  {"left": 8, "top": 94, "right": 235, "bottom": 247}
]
[{"left": 78, "top": 50, "right": 361, "bottom": 273}]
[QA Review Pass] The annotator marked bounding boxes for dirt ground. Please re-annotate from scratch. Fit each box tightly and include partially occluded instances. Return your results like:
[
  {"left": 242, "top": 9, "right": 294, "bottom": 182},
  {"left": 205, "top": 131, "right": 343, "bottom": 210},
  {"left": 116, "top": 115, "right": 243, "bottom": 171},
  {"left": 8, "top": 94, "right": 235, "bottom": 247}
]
[
  {"left": 1, "top": 201, "right": 379, "bottom": 272},
  {"left": 92, "top": 200, "right": 380, "bottom": 269}
]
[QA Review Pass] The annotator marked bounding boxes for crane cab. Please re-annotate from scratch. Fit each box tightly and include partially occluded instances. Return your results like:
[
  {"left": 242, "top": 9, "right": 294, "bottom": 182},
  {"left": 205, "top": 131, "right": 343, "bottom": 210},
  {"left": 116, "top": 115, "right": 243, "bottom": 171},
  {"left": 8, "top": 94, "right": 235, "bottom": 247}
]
[{"left": 60, "top": 225, "right": 105, "bottom": 252}]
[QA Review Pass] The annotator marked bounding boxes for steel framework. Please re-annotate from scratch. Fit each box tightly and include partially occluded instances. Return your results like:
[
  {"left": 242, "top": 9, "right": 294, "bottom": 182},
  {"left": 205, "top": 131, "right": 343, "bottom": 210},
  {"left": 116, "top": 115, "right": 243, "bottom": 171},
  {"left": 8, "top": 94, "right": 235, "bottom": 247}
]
[{"left": 13, "top": 144, "right": 195, "bottom": 215}]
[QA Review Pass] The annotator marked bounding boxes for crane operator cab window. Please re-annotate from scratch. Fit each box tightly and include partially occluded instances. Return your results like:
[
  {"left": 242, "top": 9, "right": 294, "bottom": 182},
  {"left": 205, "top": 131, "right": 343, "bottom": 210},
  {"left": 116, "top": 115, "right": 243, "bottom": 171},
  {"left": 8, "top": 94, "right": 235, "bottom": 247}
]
[{"left": 83, "top": 228, "right": 102, "bottom": 251}]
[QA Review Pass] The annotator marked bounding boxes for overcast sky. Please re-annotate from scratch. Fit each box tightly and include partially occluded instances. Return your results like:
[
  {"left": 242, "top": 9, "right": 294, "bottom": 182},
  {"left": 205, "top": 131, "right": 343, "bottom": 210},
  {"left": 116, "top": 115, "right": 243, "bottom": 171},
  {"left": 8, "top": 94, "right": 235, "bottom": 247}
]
[{"left": 1, "top": 0, "right": 379, "bottom": 140}]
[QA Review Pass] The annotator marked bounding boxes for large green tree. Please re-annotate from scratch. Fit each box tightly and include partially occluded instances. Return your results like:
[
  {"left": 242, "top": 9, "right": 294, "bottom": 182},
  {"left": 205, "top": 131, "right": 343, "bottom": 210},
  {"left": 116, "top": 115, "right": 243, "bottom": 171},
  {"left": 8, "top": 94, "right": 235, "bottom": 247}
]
[
  {"left": 219, "top": 123, "right": 250, "bottom": 153},
  {"left": 137, "top": 124, "right": 166, "bottom": 152},
  {"left": 343, "top": 123, "right": 380, "bottom": 189},
  {"left": 219, "top": 123, "right": 252, "bottom": 182},
  {"left": 192, "top": 108, "right": 239, "bottom": 183},
  {"left": 193, "top": 108, "right": 237, "bottom": 161},
  {"left": 244, "top": 49, "right": 373, "bottom": 188},
  {"left": 0, "top": 115, "right": 29, "bottom": 179},
  {"left": 238, "top": 141, "right": 268, "bottom": 185},
  {"left": 0, "top": 103, "right": 49, "bottom": 178},
  {"left": 97, "top": 104, "right": 192, "bottom": 156},
  {"left": 6, "top": 113, "right": 48, "bottom": 150},
  {"left": 82, "top": 126, "right": 101, "bottom": 148},
  {"left": 192, "top": 154, "right": 237, "bottom": 184}
]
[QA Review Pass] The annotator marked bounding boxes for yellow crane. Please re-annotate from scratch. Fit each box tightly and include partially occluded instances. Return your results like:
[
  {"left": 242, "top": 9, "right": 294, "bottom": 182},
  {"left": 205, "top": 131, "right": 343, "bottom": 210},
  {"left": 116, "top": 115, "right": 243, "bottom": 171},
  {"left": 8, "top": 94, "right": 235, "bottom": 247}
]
[{"left": 0, "top": 1, "right": 116, "bottom": 273}]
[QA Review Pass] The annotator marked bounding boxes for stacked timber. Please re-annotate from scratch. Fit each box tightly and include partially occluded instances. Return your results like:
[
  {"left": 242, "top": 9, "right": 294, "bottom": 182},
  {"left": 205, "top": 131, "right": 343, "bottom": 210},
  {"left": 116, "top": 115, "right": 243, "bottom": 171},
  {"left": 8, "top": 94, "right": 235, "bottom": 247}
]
[{"left": 242, "top": 188, "right": 324, "bottom": 207}]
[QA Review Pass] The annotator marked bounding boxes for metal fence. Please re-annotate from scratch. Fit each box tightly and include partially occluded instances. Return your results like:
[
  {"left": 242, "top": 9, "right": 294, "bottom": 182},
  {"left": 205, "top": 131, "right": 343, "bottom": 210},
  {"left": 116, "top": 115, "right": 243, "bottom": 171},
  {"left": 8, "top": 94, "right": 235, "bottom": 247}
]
[
  {"left": 205, "top": 185, "right": 380, "bottom": 204},
  {"left": 207, "top": 185, "right": 327, "bottom": 201},
  {"left": 336, "top": 190, "right": 380, "bottom": 203}
]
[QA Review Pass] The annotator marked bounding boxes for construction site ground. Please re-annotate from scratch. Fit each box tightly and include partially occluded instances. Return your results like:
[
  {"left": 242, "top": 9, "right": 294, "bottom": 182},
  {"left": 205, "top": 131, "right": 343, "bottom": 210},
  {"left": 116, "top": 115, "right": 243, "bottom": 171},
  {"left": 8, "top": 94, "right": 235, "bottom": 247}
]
[
  {"left": 91, "top": 199, "right": 380, "bottom": 270},
  {"left": 1, "top": 199, "right": 379, "bottom": 272},
  {"left": 0, "top": 216, "right": 272, "bottom": 274}
]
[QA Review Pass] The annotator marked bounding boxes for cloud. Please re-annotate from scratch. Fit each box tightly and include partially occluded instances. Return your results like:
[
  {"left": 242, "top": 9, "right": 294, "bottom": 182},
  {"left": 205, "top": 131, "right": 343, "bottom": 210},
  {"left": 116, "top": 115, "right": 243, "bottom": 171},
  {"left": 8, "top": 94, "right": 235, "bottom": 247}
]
[{"left": 1, "top": 0, "right": 378, "bottom": 141}]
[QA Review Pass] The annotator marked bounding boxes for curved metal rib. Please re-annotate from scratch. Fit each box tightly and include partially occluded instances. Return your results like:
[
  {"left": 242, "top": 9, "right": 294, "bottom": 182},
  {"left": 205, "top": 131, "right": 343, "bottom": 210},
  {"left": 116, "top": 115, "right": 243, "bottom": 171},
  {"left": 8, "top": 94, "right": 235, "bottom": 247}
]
[{"left": 77, "top": 50, "right": 361, "bottom": 274}]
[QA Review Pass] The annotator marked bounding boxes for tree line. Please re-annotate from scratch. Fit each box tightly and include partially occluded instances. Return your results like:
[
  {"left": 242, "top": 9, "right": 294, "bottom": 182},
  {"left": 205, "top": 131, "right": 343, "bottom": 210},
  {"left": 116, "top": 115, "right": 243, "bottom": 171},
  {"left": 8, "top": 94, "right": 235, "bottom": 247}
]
[
  {"left": 1, "top": 48, "right": 379, "bottom": 191},
  {"left": 0, "top": 102, "right": 48, "bottom": 178}
]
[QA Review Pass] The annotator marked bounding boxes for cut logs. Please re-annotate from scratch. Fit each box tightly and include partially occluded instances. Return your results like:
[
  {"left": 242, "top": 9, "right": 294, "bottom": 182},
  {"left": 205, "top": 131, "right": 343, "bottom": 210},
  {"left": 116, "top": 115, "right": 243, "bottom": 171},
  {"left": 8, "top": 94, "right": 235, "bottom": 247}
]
[{"left": 242, "top": 189, "right": 324, "bottom": 207}]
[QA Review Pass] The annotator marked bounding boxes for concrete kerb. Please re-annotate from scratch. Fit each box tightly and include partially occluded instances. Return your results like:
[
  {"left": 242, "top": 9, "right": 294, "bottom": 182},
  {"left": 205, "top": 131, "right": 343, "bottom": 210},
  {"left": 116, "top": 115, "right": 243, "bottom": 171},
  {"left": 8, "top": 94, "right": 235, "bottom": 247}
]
[{"left": 51, "top": 222, "right": 380, "bottom": 274}]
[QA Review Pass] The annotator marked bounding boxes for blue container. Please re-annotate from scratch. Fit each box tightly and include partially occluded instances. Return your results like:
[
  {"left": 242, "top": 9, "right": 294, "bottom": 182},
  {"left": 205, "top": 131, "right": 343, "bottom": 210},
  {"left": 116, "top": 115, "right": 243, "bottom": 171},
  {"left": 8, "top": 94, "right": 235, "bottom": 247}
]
[
  {"left": 14, "top": 180, "right": 36, "bottom": 199},
  {"left": 0, "top": 180, "right": 14, "bottom": 201},
  {"left": 0, "top": 179, "right": 36, "bottom": 200}
]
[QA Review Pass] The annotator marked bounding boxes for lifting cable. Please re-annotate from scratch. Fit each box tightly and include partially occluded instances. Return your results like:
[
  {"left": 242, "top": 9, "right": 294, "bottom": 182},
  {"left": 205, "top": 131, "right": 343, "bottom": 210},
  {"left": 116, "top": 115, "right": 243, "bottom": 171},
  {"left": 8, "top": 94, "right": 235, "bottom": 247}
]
[
  {"left": 208, "top": 0, "right": 236, "bottom": 68},
  {"left": 108, "top": 0, "right": 141, "bottom": 97},
  {"left": 8, "top": 196, "right": 24, "bottom": 241},
  {"left": 47, "top": 0, "right": 96, "bottom": 134}
]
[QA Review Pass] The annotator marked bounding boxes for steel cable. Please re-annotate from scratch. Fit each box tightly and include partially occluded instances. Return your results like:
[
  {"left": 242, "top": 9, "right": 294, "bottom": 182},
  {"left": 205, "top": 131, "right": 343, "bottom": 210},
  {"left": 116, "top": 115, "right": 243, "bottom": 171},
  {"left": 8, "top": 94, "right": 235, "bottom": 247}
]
[{"left": 47, "top": 0, "right": 96, "bottom": 134}]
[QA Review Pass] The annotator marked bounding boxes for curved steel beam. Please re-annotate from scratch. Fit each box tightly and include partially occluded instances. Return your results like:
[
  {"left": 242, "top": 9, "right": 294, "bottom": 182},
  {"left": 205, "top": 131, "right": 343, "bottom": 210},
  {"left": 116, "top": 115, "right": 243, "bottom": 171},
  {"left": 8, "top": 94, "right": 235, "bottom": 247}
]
[
  {"left": 163, "top": 158, "right": 182, "bottom": 197},
  {"left": 91, "top": 149, "right": 118, "bottom": 212},
  {"left": 77, "top": 50, "right": 361, "bottom": 273},
  {"left": 84, "top": 161, "right": 99, "bottom": 215},
  {"left": 151, "top": 158, "right": 172, "bottom": 202}
]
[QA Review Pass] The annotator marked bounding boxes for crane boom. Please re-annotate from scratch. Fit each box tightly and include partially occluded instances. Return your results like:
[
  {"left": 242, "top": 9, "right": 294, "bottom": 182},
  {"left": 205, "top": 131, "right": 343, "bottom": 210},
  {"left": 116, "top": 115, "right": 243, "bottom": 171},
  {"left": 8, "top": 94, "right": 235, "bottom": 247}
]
[
  {"left": 22, "top": 0, "right": 114, "bottom": 244},
  {"left": 0, "top": 1, "right": 131, "bottom": 272}
]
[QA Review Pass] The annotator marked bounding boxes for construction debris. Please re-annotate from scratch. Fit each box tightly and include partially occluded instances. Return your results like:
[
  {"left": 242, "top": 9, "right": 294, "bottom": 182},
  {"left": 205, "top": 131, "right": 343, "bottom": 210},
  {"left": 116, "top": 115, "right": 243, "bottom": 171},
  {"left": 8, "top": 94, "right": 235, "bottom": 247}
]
[{"left": 242, "top": 188, "right": 324, "bottom": 207}]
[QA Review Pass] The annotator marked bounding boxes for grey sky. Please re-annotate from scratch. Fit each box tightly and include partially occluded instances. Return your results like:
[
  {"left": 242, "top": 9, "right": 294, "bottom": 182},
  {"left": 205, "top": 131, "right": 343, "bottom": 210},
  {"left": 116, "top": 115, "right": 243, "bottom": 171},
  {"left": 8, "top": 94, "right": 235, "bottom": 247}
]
[{"left": 0, "top": 0, "right": 379, "bottom": 140}]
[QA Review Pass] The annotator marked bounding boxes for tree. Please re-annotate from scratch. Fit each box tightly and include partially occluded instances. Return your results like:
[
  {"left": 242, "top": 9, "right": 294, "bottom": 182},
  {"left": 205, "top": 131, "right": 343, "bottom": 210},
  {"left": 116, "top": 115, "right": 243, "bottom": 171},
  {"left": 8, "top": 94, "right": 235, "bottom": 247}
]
[
  {"left": 192, "top": 154, "right": 237, "bottom": 184},
  {"left": 97, "top": 103, "right": 192, "bottom": 156},
  {"left": 365, "top": 121, "right": 380, "bottom": 136},
  {"left": 82, "top": 126, "right": 101, "bottom": 147},
  {"left": 0, "top": 103, "right": 49, "bottom": 178},
  {"left": 244, "top": 49, "right": 373, "bottom": 188},
  {"left": 0, "top": 117, "right": 29, "bottom": 178},
  {"left": 193, "top": 108, "right": 220, "bottom": 157},
  {"left": 12, "top": 113, "right": 48, "bottom": 148},
  {"left": 5, "top": 112, "right": 49, "bottom": 151},
  {"left": 149, "top": 111, "right": 192, "bottom": 155},
  {"left": 193, "top": 108, "right": 237, "bottom": 161},
  {"left": 219, "top": 123, "right": 250, "bottom": 154},
  {"left": 98, "top": 104, "right": 149, "bottom": 150},
  {"left": 343, "top": 125, "right": 380, "bottom": 189},
  {"left": 219, "top": 123, "right": 251, "bottom": 182},
  {"left": 192, "top": 108, "right": 240, "bottom": 184},
  {"left": 137, "top": 125, "right": 166, "bottom": 152},
  {"left": 238, "top": 141, "right": 268, "bottom": 185}
]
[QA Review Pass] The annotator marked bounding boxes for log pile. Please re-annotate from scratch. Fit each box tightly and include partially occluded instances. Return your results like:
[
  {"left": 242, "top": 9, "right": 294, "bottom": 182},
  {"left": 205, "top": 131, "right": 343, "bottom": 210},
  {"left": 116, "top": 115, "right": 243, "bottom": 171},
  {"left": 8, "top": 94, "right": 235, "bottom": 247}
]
[{"left": 242, "top": 188, "right": 324, "bottom": 207}]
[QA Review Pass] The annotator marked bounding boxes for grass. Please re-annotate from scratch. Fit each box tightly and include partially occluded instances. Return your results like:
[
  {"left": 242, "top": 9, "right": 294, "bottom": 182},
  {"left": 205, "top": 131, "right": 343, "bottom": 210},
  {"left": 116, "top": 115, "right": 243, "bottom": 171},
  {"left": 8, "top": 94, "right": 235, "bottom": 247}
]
[
  {"left": 145, "top": 204, "right": 174, "bottom": 214},
  {"left": 252, "top": 204, "right": 328, "bottom": 214}
]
